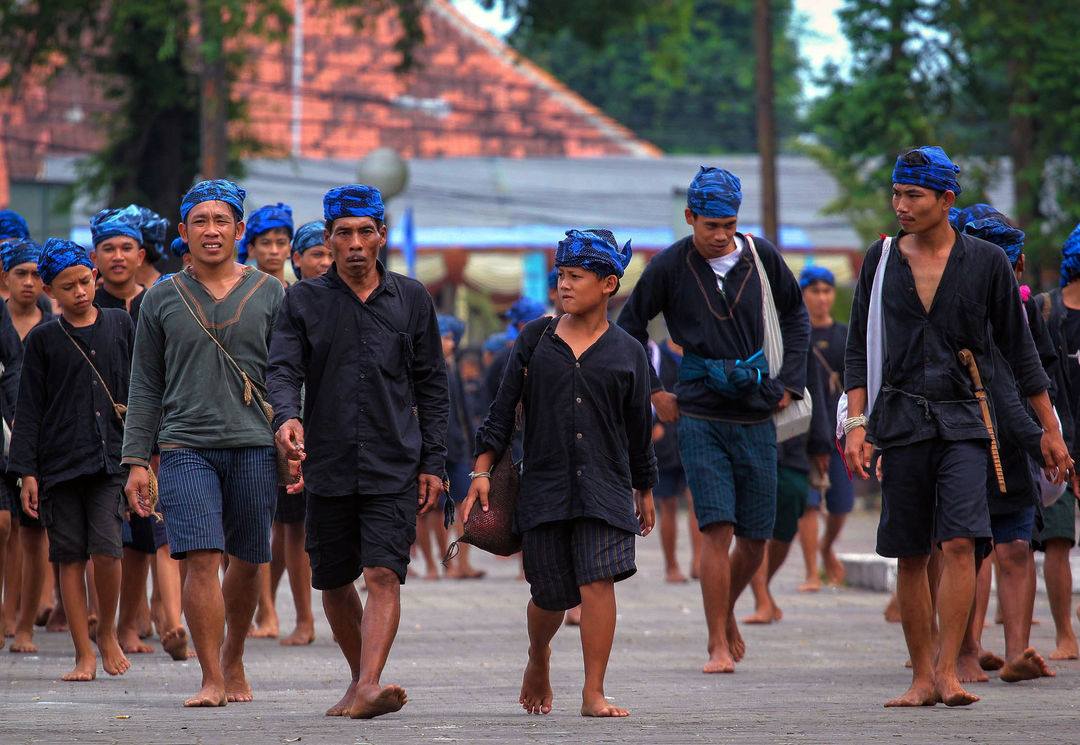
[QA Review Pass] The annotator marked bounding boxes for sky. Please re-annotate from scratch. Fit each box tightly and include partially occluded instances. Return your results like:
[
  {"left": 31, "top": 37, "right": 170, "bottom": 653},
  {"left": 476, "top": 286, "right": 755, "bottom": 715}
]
[{"left": 451, "top": 0, "right": 852, "bottom": 97}]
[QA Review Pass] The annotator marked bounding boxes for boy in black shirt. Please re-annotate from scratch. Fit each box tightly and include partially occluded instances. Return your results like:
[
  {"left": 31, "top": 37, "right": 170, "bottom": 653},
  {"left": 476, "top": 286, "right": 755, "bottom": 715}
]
[
  {"left": 467, "top": 229, "right": 656, "bottom": 718},
  {"left": 9, "top": 239, "right": 134, "bottom": 681}
]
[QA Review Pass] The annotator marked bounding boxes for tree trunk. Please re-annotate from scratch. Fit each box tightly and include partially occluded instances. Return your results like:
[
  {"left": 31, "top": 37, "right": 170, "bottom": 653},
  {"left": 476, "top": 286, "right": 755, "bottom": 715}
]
[{"left": 754, "top": 0, "right": 778, "bottom": 246}]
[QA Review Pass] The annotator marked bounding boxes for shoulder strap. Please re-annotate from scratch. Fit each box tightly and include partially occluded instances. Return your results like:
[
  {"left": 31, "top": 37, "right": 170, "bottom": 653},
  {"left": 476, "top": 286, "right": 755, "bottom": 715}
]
[
  {"left": 57, "top": 318, "right": 127, "bottom": 425},
  {"left": 747, "top": 236, "right": 783, "bottom": 376},
  {"left": 1037, "top": 291, "right": 1052, "bottom": 325}
]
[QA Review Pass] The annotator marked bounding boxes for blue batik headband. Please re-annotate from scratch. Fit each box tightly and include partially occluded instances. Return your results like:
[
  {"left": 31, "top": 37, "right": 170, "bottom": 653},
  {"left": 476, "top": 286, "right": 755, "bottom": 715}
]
[
  {"left": 1060, "top": 222, "right": 1080, "bottom": 287},
  {"left": 290, "top": 220, "right": 327, "bottom": 277},
  {"left": 0, "top": 210, "right": 30, "bottom": 241},
  {"left": 964, "top": 217, "right": 1025, "bottom": 264},
  {"left": 38, "top": 238, "right": 94, "bottom": 285},
  {"left": 239, "top": 202, "right": 293, "bottom": 264},
  {"left": 323, "top": 185, "right": 385, "bottom": 223},
  {"left": 892, "top": 146, "right": 962, "bottom": 195},
  {"left": 686, "top": 166, "right": 742, "bottom": 218},
  {"left": 90, "top": 205, "right": 144, "bottom": 247},
  {"left": 799, "top": 265, "right": 835, "bottom": 289},
  {"left": 555, "top": 228, "right": 632, "bottom": 279},
  {"left": 180, "top": 179, "right": 246, "bottom": 222},
  {"left": 1, "top": 238, "right": 41, "bottom": 272}
]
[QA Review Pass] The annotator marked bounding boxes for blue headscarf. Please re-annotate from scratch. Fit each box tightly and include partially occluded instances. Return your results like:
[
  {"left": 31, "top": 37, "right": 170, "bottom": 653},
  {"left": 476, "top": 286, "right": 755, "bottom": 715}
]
[
  {"left": 483, "top": 332, "right": 508, "bottom": 353},
  {"left": 437, "top": 314, "right": 466, "bottom": 346},
  {"left": 155, "top": 272, "right": 176, "bottom": 285},
  {"left": 38, "top": 238, "right": 94, "bottom": 285},
  {"left": 323, "top": 185, "right": 384, "bottom": 223},
  {"left": 180, "top": 179, "right": 246, "bottom": 222},
  {"left": 555, "top": 228, "right": 632, "bottom": 279},
  {"left": 1059, "top": 222, "right": 1080, "bottom": 287},
  {"left": 892, "top": 146, "right": 962, "bottom": 195},
  {"left": 239, "top": 202, "right": 293, "bottom": 265},
  {"left": 135, "top": 206, "right": 169, "bottom": 262},
  {"left": 686, "top": 166, "right": 742, "bottom": 218},
  {"left": 169, "top": 237, "right": 189, "bottom": 257},
  {"left": 506, "top": 297, "right": 546, "bottom": 326},
  {"left": 963, "top": 217, "right": 1025, "bottom": 264},
  {"left": 547, "top": 267, "right": 559, "bottom": 290},
  {"left": 949, "top": 203, "right": 1000, "bottom": 231},
  {"left": 290, "top": 220, "right": 326, "bottom": 277},
  {"left": 90, "top": 205, "right": 144, "bottom": 248},
  {"left": 799, "top": 265, "right": 835, "bottom": 289},
  {"left": 0, "top": 210, "right": 30, "bottom": 241},
  {"left": 1, "top": 238, "right": 41, "bottom": 272}
]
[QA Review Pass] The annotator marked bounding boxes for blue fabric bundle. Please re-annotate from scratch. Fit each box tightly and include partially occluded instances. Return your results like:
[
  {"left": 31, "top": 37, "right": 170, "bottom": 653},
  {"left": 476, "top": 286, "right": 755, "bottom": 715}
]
[
  {"left": 90, "top": 205, "right": 144, "bottom": 247},
  {"left": 170, "top": 237, "right": 189, "bottom": 257},
  {"left": 180, "top": 179, "right": 246, "bottom": 222},
  {"left": 1, "top": 238, "right": 41, "bottom": 272},
  {"left": 799, "top": 265, "right": 834, "bottom": 289},
  {"left": 323, "top": 185, "right": 384, "bottom": 222},
  {"left": 686, "top": 166, "right": 742, "bottom": 218},
  {"left": 964, "top": 216, "right": 1025, "bottom": 264},
  {"left": 0, "top": 210, "right": 30, "bottom": 241},
  {"left": 239, "top": 202, "right": 293, "bottom": 265},
  {"left": 437, "top": 314, "right": 466, "bottom": 346},
  {"left": 892, "top": 146, "right": 962, "bottom": 195},
  {"left": 555, "top": 228, "right": 632, "bottom": 279},
  {"left": 679, "top": 350, "right": 768, "bottom": 398},
  {"left": 38, "top": 238, "right": 94, "bottom": 285},
  {"left": 505, "top": 298, "right": 546, "bottom": 326},
  {"left": 1059, "top": 222, "right": 1080, "bottom": 287},
  {"left": 949, "top": 202, "right": 1000, "bottom": 231},
  {"left": 290, "top": 220, "right": 326, "bottom": 277}
]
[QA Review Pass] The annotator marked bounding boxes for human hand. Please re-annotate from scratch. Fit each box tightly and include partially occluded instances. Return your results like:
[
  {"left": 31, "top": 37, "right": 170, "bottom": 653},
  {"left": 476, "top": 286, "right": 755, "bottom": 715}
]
[
  {"left": 20, "top": 475, "right": 38, "bottom": 519},
  {"left": 844, "top": 427, "right": 873, "bottom": 480},
  {"left": 1040, "top": 429, "right": 1073, "bottom": 486},
  {"left": 774, "top": 389, "right": 793, "bottom": 412},
  {"left": 812, "top": 454, "right": 830, "bottom": 479},
  {"left": 275, "top": 418, "right": 307, "bottom": 462},
  {"left": 124, "top": 467, "right": 151, "bottom": 518},
  {"left": 651, "top": 391, "right": 679, "bottom": 423},
  {"left": 417, "top": 473, "right": 443, "bottom": 515},
  {"left": 462, "top": 476, "right": 490, "bottom": 524},
  {"left": 635, "top": 489, "right": 655, "bottom": 536}
]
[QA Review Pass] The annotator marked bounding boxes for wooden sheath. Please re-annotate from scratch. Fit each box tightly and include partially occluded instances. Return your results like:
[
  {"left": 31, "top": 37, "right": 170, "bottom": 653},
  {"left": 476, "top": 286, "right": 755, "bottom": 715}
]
[{"left": 958, "top": 349, "right": 1007, "bottom": 493}]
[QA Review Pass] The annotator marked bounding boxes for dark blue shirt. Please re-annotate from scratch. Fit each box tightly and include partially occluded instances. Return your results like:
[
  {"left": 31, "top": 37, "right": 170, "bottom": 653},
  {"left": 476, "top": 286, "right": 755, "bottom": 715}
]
[
  {"left": 446, "top": 362, "right": 473, "bottom": 465},
  {"left": 0, "top": 300, "right": 24, "bottom": 432},
  {"left": 807, "top": 321, "right": 847, "bottom": 455},
  {"left": 8, "top": 308, "right": 134, "bottom": 488},
  {"left": 474, "top": 316, "right": 658, "bottom": 535},
  {"left": 267, "top": 262, "right": 449, "bottom": 497},
  {"left": 846, "top": 230, "right": 1049, "bottom": 448},
  {"left": 617, "top": 234, "right": 810, "bottom": 423}
]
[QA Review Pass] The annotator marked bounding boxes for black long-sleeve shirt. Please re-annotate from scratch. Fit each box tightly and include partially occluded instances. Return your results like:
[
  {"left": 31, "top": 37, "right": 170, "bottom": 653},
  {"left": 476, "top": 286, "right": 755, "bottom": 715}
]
[
  {"left": 475, "top": 317, "right": 657, "bottom": 535},
  {"left": 267, "top": 262, "right": 449, "bottom": 497},
  {"left": 617, "top": 234, "right": 809, "bottom": 423},
  {"left": 845, "top": 230, "right": 1049, "bottom": 448},
  {"left": 8, "top": 308, "right": 133, "bottom": 487},
  {"left": 807, "top": 321, "right": 847, "bottom": 455},
  {"left": 0, "top": 300, "right": 24, "bottom": 432}
]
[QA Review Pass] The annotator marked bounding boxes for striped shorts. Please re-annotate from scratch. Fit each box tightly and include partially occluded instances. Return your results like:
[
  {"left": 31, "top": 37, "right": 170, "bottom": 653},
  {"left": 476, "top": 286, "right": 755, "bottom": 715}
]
[
  {"left": 521, "top": 518, "right": 636, "bottom": 612},
  {"left": 158, "top": 446, "right": 277, "bottom": 564}
]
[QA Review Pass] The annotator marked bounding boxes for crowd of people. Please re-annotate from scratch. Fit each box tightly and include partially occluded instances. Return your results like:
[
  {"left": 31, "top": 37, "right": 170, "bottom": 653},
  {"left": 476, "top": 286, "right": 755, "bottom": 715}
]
[{"left": 0, "top": 145, "right": 1078, "bottom": 718}]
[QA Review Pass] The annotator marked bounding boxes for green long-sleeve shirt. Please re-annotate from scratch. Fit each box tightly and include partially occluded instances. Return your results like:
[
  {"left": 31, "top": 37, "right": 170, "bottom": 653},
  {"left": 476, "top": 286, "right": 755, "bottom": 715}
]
[{"left": 121, "top": 267, "right": 285, "bottom": 465}]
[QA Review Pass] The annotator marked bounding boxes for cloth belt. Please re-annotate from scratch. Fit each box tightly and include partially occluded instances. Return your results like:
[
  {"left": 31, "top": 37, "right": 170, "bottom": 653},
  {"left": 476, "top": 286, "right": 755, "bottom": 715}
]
[{"left": 679, "top": 350, "right": 768, "bottom": 398}]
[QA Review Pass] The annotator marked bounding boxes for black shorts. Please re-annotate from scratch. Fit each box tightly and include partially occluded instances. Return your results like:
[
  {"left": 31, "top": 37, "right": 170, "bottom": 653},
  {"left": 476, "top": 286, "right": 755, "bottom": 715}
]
[
  {"left": 877, "top": 439, "right": 992, "bottom": 558},
  {"left": 305, "top": 489, "right": 416, "bottom": 590},
  {"left": 0, "top": 475, "right": 16, "bottom": 515},
  {"left": 123, "top": 513, "right": 169, "bottom": 554},
  {"left": 521, "top": 518, "right": 636, "bottom": 612},
  {"left": 274, "top": 485, "right": 307, "bottom": 524},
  {"left": 39, "top": 471, "right": 126, "bottom": 563}
]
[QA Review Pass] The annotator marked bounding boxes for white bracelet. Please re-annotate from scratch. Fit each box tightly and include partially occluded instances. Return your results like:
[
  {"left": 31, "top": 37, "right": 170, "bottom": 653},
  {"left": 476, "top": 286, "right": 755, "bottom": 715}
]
[{"left": 843, "top": 415, "right": 868, "bottom": 435}]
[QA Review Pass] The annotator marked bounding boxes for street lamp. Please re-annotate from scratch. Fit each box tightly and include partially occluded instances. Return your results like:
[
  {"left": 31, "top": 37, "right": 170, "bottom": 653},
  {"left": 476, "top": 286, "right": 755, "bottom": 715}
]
[{"left": 356, "top": 147, "right": 409, "bottom": 199}]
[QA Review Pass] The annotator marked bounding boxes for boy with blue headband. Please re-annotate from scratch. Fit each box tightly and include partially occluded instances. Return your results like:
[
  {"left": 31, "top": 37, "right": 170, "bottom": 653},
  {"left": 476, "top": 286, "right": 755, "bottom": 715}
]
[
  {"left": 467, "top": 229, "right": 656, "bottom": 718},
  {"left": 844, "top": 146, "right": 1071, "bottom": 707},
  {"left": 241, "top": 202, "right": 293, "bottom": 285},
  {"left": 8, "top": 239, "right": 134, "bottom": 681},
  {"left": 291, "top": 220, "right": 333, "bottom": 280},
  {"left": 618, "top": 166, "right": 809, "bottom": 674}
]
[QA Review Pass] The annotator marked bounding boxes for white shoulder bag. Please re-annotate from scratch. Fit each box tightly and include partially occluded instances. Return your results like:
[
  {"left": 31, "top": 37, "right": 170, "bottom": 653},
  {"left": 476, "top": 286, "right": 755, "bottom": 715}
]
[{"left": 750, "top": 236, "right": 813, "bottom": 443}]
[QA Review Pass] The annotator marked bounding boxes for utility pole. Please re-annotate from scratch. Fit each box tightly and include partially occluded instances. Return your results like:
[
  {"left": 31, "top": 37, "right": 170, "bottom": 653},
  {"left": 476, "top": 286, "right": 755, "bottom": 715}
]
[
  {"left": 754, "top": 0, "right": 778, "bottom": 246},
  {"left": 199, "top": 0, "right": 229, "bottom": 179}
]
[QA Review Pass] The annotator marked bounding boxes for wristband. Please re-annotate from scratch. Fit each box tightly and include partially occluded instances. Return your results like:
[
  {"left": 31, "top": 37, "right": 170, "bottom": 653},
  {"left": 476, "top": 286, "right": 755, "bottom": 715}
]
[
  {"left": 843, "top": 415, "right": 868, "bottom": 435},
  {"left": 468, "top": 471, "right": 491, "bottom": 479}
]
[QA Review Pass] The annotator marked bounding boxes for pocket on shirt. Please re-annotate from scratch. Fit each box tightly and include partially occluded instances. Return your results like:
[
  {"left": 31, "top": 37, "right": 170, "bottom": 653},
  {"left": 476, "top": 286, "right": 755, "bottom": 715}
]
[{"left": 949, "top": 295, "right": 989, "bottom": 349}]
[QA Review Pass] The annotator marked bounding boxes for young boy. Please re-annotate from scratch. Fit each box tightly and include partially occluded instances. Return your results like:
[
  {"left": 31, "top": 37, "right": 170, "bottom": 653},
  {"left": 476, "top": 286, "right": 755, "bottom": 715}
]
[
  {"left": 290, "top": 221, "right": 333, "bottom": 281},
  {"left": 241, "top": 202, "right": 293, "bottom": 285},
  {"left": 465, "top": 229, "right": 656, "bottom": 718},
  {"left": 90, "top": 206, "right": 147, "bottom": 320},
  {"left": 8, "top": 238, "right": 134, "bottom": 680}
]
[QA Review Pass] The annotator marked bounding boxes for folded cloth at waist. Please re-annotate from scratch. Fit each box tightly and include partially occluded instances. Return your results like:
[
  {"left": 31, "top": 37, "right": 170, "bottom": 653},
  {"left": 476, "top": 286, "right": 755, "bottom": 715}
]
[{"left": 679, "top": 350, "right": 769, "bottom": 398}]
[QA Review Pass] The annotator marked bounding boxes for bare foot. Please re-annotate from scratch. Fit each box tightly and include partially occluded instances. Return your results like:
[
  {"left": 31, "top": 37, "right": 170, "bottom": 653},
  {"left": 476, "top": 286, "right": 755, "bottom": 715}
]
[
  {"left": 934, "top": 676, "right": 979, "bottom": 707},
  {"left": 184, "top": 683, "right": 227, "bottom": 707},
  {"left": 455, "top": 566, "right": 486, "bottom": 580},
  {"left": 978, "top": 650, "right": 1004, "bottom": 671},
  {"left": 727, "top": 615, "right": 745, "bottom": 662},
  {"left": 45, "top": 605, "right": 68, "bottom": 633},
  {"left": 565, "top": 606, "right": 581, "bottom": 626},
  {"left": 119, "top": 627, "right": 155, "bottom": 654},
  {"left": 957, "top": 650, "right": 989, "bottom": 683},
  {"left": 999, "top": 648, "right": 1055, "bottom": 682},
  {"left": 702, "top": 648, "right": 735, "bottom": 674},
  {"left": 797, "top": 579, "right": 821, "bottom": 593},
  {"left": 9, "top": 632, "right": 37, "bottom": 653},
  {"left": 161, "top": 627, "right": 190, "bottom": 661},
  {"left": 690, "top": 564, "right": 701, "bottom": 580},
  {"left": 248, "top": 616, "right": 278, "bottom": 639},
  {"left": 422, "top": 569, "right": 440, "bottom": 581},
  {"left": 665, "top": 567, "right": 689, "bottom": 583},
  {"left": 98, "top": 634, "right": 131, "bottom": 675},
  {"left": 224, "top": 657, "right": 253, "bottom": 702},
  {"left": 34, "top": 604, "right": 54, "bottom": 627},
  {"left": 1049, "top": 633, "right": 1079, "bottom": 660},
  {"left": 823, "top": 550, "right": 846, "bottom": 585},
  {"left": 348, "top": 683, "right": 408, "bottom": 719},
  {"left": 581, "top": 692, "right": 628, "bottom": 717},
  {"left": 326, "top": 681, "right": 358, "bottom": 716},
  {"left": 280, "top": 624, "right": 316, "bottom": 646},
  {"left": 4, "top": 619, "right": 15, "bottom": 637},
  {"left": 884, "top": 594, "right": 901, "bottom": 623},
  {"left": 883, "top": 681, "right": 939, "bottom": 707},
  {"left": 520, "top": 645, "right": 554, "bottom": 714},
  {"left": 742, "top": 604, "right": 777, "bottom": 625},
  {"left": 61, "top": 654, "right": 97, "bottom": 681}
]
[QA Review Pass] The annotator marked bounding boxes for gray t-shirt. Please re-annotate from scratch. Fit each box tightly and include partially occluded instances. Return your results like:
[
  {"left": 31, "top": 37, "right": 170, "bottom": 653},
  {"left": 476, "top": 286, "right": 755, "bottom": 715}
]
[{"left": 121, "top": 266, "right": 285, "bottom": 464}]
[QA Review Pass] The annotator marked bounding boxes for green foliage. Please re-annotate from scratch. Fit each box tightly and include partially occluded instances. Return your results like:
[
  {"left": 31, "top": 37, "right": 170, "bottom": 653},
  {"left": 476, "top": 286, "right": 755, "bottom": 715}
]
[{"left": 497, "top": 0, "right": 803, "bottom": 153}]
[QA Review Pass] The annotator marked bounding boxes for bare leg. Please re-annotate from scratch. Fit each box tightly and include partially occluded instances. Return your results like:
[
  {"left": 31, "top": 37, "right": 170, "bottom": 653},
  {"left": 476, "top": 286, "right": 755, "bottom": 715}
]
[
  {"left": 744, "top": 539, "right": 790, "bottom": 623},
  {"left": 686, "top": 492, "right": 702, "bottom": 579},
  {"left": 3, "top": 519, "right": 20, "bottom": 637},
  {"left": 885, "top": 555, "right": 939, "bottom": 707},
  {"left": 321, "top": 581, "right": 365, "bottom": 715},
  {"left": 280, "top": 522, "right": 315, "bottom": 646},
  {"left": 44, "top": 560, "right": 66, "bottom": 632},
  {"left": 726, "top": 536, "right": 765, "bottom": 658},
  {"left": 997, "top": 540, "right": 1053, "bottom": 681},
  {"left": 658, "top": 498, "right": 687, "bottom": 583},
  {"left": 797, "top": 506, "right": 821, "bottom": 592},
  {"left": 90, "top": 554, "right": 129, "bottom": 675},
  {"left": 346, "top": 567, "right": 408, "bottom": 719},
  {"left": 933, "top": 538, "right": 979, "bottom": 706},
  {"left": 11, "top": 525, "right": 46, "bottom": 652},
  {"left": 413, "top": 514, "right": 440, "bottom": 580},
  {"left": 422, "top": 512, "right": 450, "bottom": 576},
  {"left": 521, "top": 600, "right": 561, "bottom": 715},
  {"left": 699, "top": 523, "right": 736, "bottom": 673},
  {"left": 249, "top": 563, "right": 278, "bottom": 638},
  {"left": 957, "top": 552, "right": 991, "bottom": 683},
  {"left": 972, "top": 555, "right": 1002, "bottom": 670},
  {"left": 821, "top": 513, "right": 847, "bottom": 585},
  {"left": 221, "top": 555, "right": 260, "bottom": 702},
  {"left": 155, "top": 544, "right": 190, "bottom": 660},
  {"left": 579, "top": 579, "right": 628, "bottom": 717},
  {"left": 0, "top": 512, "right": 9, "bottom": 647},
  {"left": 58, "top": 560, "right": 98, "bottom": 680},
  {"left": 117, "top": 548, "right": 154, "bottom": 653},
  {"left": 1043, "top": 539, "right": 1077, "bottom": 659},
  {"left": 181, "top": 549, "right": 228, "bottom": 707},
  {"left": 269, "top": 521, "right": 286, "bottom": 600}
]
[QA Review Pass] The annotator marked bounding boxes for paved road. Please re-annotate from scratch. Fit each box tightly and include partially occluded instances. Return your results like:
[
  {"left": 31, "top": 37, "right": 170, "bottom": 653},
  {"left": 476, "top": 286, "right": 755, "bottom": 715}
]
[{"left": 3, "top": 508, "right": 1080, "bottom": 744}]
